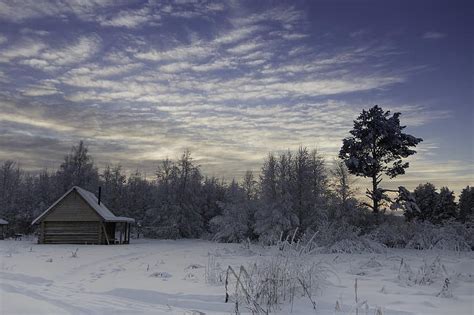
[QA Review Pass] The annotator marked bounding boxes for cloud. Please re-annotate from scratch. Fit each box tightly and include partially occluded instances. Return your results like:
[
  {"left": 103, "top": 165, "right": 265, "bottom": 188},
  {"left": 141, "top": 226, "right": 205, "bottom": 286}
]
[
  {"left": 0, "top": 39, "right": 46, "bottom": 62},
  {"left": 40, "top": 35, "right": 101, "bottom": 66},
  {"left": 22, "top": 86, "right": 60, "bottom": 97},
  {"left": 191, "top": 58, "right": 235, "bottom": 72},
  {"left": 0, "top": 0, "right": 224, "bottom": 25},
  {"left": 227, "top": 41, "right": 263, "bottom": 55},
  {"left": 98, "top": 6, "right": 159, "bottom": 28},
  {"left": 349, "top": 29, "right": 370, "bottom": 38},
  {"left": 231, "top": 6, "right": 305, "bottom": 29},
  {"left": 15, "top": 35, "right": 101, "bottom": 71},
  {"left": 159, "top": 61, "right": 193, "bottom": 73},
  {"left": 213, "top": 25, "right": 264, "bottom": 45},
  {"left": 0, "top": 100, "right": 73, "bottom": 132},
  {"left": 20, "top": 28, "right": 50, "bottom": 36},
  {"left": 0, "top": 112, "right": 73, "bottom": 132},
  {"left": 270, "top": 31, "right": 308, "bottom": 40},
  {"left": 422, "top": 32, "right": 446, "bottom": 39},
  {"left": 0, "top": 0, "right": 119, "bottom": 22},
  {"left": 20, "top": 58, "right": 51, "bottom": 69},
  {"left": 135, "top": 43, "right": 213, "bottom": 62},
  {"left": 389, "top": 104, "right": 451, "bottom": 126},
  {"left": 0, "top": 71, "right": 8, "bottom": 83},
  {"left": 65, "top": 62, "right": 142, "bottom": 78}
]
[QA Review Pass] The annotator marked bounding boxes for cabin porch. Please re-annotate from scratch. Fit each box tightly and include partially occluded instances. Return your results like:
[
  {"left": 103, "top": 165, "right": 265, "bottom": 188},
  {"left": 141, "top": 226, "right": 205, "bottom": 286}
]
[{"left": 102, "top": 221, "right": 132, "bottom": 245}]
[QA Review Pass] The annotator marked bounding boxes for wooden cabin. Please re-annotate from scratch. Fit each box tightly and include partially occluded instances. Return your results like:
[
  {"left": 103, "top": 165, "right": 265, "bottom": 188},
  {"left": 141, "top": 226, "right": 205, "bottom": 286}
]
[
  {"left": 32, "top": 186, "right": 134, "bottom": 245},
  {"left": 0, "top": 218, "right": 8, "bottom": 240}
]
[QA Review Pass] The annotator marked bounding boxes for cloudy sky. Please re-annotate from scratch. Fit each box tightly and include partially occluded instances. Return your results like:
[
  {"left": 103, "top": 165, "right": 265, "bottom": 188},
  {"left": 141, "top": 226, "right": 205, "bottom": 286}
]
[{"left": 0, "top": 0, "right": 472, "bottom": 192}]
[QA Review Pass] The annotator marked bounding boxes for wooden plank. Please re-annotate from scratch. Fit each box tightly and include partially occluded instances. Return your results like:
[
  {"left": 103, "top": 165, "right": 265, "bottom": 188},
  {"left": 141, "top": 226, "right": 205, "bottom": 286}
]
[
  {"left": 98, "top": 221, "right": 102, "bottom": 244},
  {"left": 119, "top": 223, "right": 123, "bottom": 244},
  {"left": 43, "top": 221, "right": 100, "bottom": 244},
  {"left": 101, "top": 223, "right": 110, "bottom": 245},
  {"left": 40, "top": 221, "right": 45, "bottom": 244},
  {"left": 43, "top": 191, "right": 101, "bottom": 222},
  {"left": 125, "top": 223, "right": 128, "bottom": 244}
]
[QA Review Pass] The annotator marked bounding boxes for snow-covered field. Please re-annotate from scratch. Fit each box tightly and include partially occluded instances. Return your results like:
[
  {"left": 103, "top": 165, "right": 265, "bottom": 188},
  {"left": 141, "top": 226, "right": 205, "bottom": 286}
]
[{"left": 0, "top": 239, "right": 472, "bottom": 315}]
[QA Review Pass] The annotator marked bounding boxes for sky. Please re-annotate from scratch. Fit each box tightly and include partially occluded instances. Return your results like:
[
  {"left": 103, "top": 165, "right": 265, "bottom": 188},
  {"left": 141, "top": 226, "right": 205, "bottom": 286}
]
[{"left": 0, "top": 0, "right": 472, "bottom": 193}]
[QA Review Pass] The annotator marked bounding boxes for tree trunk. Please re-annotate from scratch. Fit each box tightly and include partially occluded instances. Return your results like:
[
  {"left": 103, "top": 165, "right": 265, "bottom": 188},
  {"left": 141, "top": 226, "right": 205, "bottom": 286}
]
[{"left": 372, "top": 174, "right": 379, "bottom": 214}]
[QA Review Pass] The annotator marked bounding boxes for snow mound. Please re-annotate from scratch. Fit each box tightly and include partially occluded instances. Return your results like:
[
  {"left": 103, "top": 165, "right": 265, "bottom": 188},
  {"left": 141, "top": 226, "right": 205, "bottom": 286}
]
[
  {"left": 327, "top": 238, "right": 387, "bottom": 254},
  {"left": 149, "top": 271, "right": 172, "bottom": 279}
]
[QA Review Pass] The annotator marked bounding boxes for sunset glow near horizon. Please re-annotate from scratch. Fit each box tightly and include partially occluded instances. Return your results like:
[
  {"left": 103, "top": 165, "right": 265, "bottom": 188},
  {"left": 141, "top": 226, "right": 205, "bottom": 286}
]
[{"left": 0, "top": 0, "right": 472, "bottom": 193}]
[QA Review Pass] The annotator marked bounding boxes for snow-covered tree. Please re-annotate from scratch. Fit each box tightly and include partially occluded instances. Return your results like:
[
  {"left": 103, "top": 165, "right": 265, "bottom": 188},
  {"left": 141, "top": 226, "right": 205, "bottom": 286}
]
[
  {"left": 200, "top": 176, "right": 226, "bottom": 231},
  {"left": 413, "top": 183, "right": 438, "bottom": 221},
  {"left": 33, "top": 169, "right": 59, "bottom": 216},
  {"left": 331, "top": 161, "right": 352, "bottom": 207},
  {"left": 330, "top": 160, "right": 357, "bottom": 218},
  {"left": 210, "top": 179, "right": 256, "bottom": 242},
  {"left": 255, "top": 153, "right": 298, "bottom": 241},
  {"left": 100, "top": 164, "right": 127, "bottom": 214},
  {"left": 393, "top": 186, "right": 421, "bottom": 221},
  {"left": 254, "top": 148, "right": 330, "bottom": 241},
  {"left": 150, "top": 150, "right": 206, "bottom": 238},
  {"left": 124, "top": 169, "right": 154, "bottom": 226},
  {"left": 433, "top": 187, "right": 457, "bottom": 223},
  {"left": 242, "top": 170, "right": 258, "bottom": 201},
  {"left": 339, "top": 105, "right": 423, "bottom": 213},
  {"left": 458, "top": 186, "right": 474, "bottom": 222},
  {"left": 0, "top": 161, "right": 21, "bottom": 232},
  {"left": 56, "top": 141, "right": 99, "bottom": 192}
]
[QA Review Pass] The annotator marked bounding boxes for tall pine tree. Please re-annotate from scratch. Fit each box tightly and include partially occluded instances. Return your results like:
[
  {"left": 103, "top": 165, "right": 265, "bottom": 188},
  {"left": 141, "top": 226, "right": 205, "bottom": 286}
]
[{"left": 339, "top": 105, "right": 422, "bottom": 213}]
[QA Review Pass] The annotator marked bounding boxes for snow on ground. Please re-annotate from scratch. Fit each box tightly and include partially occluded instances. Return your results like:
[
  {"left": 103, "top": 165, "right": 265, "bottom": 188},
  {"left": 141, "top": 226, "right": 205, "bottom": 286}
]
[{"left": 0, "top": 239, "right": 473, "bottom": 315}]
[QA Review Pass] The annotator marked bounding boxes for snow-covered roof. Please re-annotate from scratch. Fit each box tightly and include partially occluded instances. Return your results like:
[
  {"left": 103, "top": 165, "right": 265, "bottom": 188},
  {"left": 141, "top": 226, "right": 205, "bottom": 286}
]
[
  {"left": 0, "top": 218, "right": 8, "bottom": 225},
  {"left": 32, "top": 186, "right": 135, "bottom": 225}
]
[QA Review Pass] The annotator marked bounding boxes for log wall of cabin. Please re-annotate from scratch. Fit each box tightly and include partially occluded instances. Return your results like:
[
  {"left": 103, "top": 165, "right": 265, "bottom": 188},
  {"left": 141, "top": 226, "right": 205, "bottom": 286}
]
[
  {"left": 38, "top": 190, "right": 103, "bottom": 244},
  {"left": 42, "top": 221, "right": 101, "bottom": 244},
  {"left": 43, "top": 191, "right": 101, "bottom": 222}
]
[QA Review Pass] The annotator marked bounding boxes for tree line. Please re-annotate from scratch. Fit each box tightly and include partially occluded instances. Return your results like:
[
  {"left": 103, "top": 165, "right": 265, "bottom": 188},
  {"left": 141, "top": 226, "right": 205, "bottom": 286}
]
[{"left": 0, "top": 105, "right": 472, "bottom": 241}]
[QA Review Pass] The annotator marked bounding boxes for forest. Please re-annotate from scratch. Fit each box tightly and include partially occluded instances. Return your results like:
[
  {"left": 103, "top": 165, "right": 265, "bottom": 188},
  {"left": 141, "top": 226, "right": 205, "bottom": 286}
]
[{"left": 0, "top": 106, "right": 473, "bottom": 251}]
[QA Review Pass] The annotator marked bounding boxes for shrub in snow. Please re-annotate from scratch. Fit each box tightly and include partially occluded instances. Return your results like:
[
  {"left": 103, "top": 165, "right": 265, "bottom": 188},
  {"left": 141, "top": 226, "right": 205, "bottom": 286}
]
[
  {"left": 397, "top": 256, "right": 449, "bottom": 287},
  {"left": 314, "top": 220, "right": 360, "bottom": 247},
  {"left": 149, "top": 271, "right": 172, "bottom": 279},
  {"left": 397, "top": 258, "right": 415, "bottom": 286},
  {"left": 71, "top": 248, "right": 79, "bottom": 258},
  {"left": 224, "top": 233, "right": 330, "bottom": 313},
  {"left": 405, "top": 221, "right": 471, "bottom": 251},
  {"left": 414, "top": 256, "right": 448, "bottom": 286},
  {"left": 313, "top": 220, "right": 386, "bottom": 254},
  {"left": 254, "top": 203, "right": 299, "bottom": 246},
  {"left": 361, "top": 257, "right": 383, "bottom": 269},
  {"left": 437, "top": 278, "right": 453, "bottom": 298},
  {"left": 184, "top": 273, "right": 197, "bottom": 281},
  {"left": 369, "top": 215, "right": 412, "bottom": 248},
  {"left": 185, "top": 263, "right": 205, "bottom": 270},
  {"left": 205, "top": 253, "right": 224, "bottom": 285},
  {"left": 371, "top": 218, "right": 472, "bottom": 251}
]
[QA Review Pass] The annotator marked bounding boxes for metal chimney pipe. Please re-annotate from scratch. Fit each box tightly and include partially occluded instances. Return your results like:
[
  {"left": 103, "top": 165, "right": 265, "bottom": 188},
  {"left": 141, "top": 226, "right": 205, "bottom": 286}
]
[{"left": 98, "top": 186, "right": 102, "bottom": 205}]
